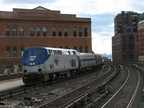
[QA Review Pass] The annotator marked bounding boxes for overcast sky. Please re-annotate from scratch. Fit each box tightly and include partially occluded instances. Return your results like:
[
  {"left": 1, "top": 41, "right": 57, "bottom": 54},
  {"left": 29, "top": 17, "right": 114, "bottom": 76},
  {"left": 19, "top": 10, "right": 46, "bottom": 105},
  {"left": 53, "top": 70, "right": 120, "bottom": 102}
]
[{"left": 0, "top": 0, "right": 144, "bottom": 54}]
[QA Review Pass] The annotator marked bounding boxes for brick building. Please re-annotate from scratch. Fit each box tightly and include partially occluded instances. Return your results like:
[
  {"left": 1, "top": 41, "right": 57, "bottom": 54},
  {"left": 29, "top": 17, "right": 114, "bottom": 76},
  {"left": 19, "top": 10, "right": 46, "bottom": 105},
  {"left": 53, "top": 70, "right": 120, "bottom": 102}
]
[
  {"left": 112, "top": 11, "right": 141, "bottom": 62},
  {"left": 0, "top": 6, "right": 92, "bottom": 66}
]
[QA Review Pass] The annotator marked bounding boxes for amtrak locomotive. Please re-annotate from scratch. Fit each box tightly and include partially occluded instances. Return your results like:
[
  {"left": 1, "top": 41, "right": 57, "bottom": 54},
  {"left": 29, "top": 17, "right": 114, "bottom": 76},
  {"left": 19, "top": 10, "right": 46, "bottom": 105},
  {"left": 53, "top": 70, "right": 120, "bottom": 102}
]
[{"left": 22, "top": 47, "right": 103, "bottom": 85}]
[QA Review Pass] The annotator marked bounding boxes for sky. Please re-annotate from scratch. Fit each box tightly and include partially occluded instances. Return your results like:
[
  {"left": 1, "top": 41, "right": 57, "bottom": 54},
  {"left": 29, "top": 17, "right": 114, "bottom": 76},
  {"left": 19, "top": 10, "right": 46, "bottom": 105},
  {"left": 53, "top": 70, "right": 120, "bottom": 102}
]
[{"left": 0, "top": 0, "right": 144, "bottom": 54}]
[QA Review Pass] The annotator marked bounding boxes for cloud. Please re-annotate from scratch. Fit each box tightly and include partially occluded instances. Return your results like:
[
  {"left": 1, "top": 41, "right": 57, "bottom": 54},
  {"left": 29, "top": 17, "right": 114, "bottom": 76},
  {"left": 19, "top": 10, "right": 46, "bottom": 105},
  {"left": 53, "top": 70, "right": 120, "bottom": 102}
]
[
  {"left": 0, "top": 0, "right": 141, "bottom": 15},
  {"left": 92, "top": 32, "right": 112, "bottom": 54},
  {"left": 93, "top": 23, "right": 114, "bottom": 36},
  {"left": 92, "top": 23, "right": 114, "bottom": 54},
  {"left": 0, "top": 0, "right": 144, "bottom": 55},
  {"left": 0, "top": 0, "right": 144, "bottom": 15}
]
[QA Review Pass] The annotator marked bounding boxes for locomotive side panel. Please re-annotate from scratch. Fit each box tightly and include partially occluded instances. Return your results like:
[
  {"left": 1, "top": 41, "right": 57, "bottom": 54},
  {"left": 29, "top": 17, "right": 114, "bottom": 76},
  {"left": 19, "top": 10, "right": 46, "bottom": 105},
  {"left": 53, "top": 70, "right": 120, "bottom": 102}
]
[
  {"left": 22, "top": 47, "right": 80, "bottom": 84},
  {"left": 43, "top": 54, "right": 79, "bottom": 73},
  {"left": 22, "top": 46, "right": 103, "bottom": 85}
]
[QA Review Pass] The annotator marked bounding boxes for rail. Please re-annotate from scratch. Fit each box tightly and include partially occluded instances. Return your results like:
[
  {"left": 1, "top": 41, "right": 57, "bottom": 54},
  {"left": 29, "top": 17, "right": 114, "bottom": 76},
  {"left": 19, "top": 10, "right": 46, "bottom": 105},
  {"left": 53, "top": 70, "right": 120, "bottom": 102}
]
[
  {"left": 101, "top": 65, "right": 140, "bottom": 108},
  {"left": 37, "top": 65, "right": 119, "bottom": 108}
]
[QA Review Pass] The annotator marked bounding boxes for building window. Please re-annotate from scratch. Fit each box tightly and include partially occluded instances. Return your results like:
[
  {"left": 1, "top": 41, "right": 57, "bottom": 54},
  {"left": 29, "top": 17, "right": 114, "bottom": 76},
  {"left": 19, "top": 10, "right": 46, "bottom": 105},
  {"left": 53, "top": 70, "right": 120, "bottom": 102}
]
[
  {"left": 129, "top": 44, "right": 133, "bottom": 50},
  {"left": 129, "top": 36, "right": 133, "bottom": 41},
  {"left": 74, "top": 46, "right": 77, "bottom": 50},
  {"left": 6, "top": 26, "right": 10, "bottom": 36},
  {"left": 43, "top": 27, "right": 47, "bottom": 36},
  {"left": 127, "top": 26, "right": 131, "bottom": 32},
  {"left": 52, "top": 27, "right": 56, "bottom": 36},
  {"left": 123, "top": 36, "right": 126, "bottom": 42},
  {"left": 20, "top": 47, "right": 24, "bottom": 57},
  {"left": 58, "top": 27, "right": 62, "bottom": 36},
  {"left": 36, "top": 27, "right": 40, "bottom": 36},
  {"left": 79, "top": 27, "right": 82, "bottom": 37},
  {"left": 133, "top": 26, "right": 137, "bottom": 32},
  {"left": 6, "top": 47, "right": 10, "bottom": 57},
  {"left": 19, "top": 26, "right": 24, "bottom": 36},
  {"left": 13, "top": 47, "right": 18, "bottom": 57},
  {"left": 30, "top": 27, "right": 34, "bottom": 36},
  {"left": 73, "top": 28, "right": 77, "bottom": 37},
  {"left": 12, "top": 26, "right": 17, "bottom": 36},
  {"left": 123, "top": 45, "right": 126, "bottom": 50},
  {"left": 85, "top": 46, "right": 88, "bottom": 52},
  {"left": 64, "top": 28, "right": 68, "bottom": 37},
  {"left": 84, "top": 28, "right": 88, "bottom": 37},
  {"left": 79, "top": 46, "right": 83, "bottom": 52}
]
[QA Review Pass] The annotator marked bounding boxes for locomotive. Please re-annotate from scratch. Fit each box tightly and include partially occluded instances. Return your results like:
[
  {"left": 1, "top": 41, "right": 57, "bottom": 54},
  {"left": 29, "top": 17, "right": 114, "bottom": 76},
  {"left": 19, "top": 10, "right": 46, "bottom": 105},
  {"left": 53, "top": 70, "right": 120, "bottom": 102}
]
[{"left": 22, "top": 46, "right": 103, "bottom": 85}]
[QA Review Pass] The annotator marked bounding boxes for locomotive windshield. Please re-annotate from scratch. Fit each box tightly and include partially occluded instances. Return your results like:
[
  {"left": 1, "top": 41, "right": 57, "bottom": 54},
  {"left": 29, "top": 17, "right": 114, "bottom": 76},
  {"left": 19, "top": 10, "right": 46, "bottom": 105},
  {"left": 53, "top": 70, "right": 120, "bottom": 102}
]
[
  {"left": 22, "top": 47, "right": 49, "bottom": 66},
  {"left": 34, "top": 50, "right": 44, "bottom": 54},
  {"left": 23, "top": 50, "right": 44, "bottom": 55},
  {"left": 23, "top": 51, "right": 32, "bottom": 55}
]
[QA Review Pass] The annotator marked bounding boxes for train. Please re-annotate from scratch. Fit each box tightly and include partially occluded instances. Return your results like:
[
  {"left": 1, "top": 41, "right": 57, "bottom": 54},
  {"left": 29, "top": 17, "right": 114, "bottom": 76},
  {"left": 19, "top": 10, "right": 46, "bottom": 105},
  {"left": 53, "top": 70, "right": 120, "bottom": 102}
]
[{"left": 22, "top": 46, "right": 103, "bottom": 85}]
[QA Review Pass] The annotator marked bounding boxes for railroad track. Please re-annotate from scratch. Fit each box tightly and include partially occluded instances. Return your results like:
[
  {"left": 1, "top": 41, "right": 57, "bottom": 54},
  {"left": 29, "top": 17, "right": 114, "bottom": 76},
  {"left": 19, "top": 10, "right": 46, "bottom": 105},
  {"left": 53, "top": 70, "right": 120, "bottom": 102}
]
[
  {"left": 0, "top": 67, "right": 102, "bottom": 101},
  {"left": 0, "top": 65, "right": 123, "bottom": 108},
  {"left": 98, "top": 65, "right": 140, "bottom": 108},
  {"left": 37, "top": 65, "right": 119, "bottom": 108},
  {"left": 0, "top": 66, "right": 107, "bottom": 107}
]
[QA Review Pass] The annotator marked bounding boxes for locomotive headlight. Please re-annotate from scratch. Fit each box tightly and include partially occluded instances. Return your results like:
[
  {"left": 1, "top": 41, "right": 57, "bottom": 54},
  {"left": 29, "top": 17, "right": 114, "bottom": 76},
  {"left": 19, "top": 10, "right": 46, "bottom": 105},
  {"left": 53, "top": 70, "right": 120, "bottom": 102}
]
[{"left": 29, "top": 62, "right": 35, "bottom": 65}]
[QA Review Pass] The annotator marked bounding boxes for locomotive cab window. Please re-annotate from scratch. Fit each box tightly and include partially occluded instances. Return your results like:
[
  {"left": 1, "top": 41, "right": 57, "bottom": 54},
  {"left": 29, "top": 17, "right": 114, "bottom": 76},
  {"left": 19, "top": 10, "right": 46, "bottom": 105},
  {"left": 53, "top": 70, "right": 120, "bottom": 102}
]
[
  {"left": 51, "top": 50, "right": 54, "bottom": 55},
  {"left": 73, "top": 51, "right": 76, "bottom": 55},
  {"left": 68, "top": 51, "right": 70, "bottom": 55},
  {"left": 54, "top": 50, "right": 58, "bottom": 55},
  {"left": 58, "top": 50, "right": 62, "bottom": 55},
  {"left": 34, "top": 50, "right": 44, "bottom": 54},
  {"left": 60, "top": 50, "right": 62, "bottom": 54},
  {"left": 24, "top": 51, "right": 32, "bottom": 55},
  {"left": 47, "top": 49, "right": 52, "bottom": 54}
]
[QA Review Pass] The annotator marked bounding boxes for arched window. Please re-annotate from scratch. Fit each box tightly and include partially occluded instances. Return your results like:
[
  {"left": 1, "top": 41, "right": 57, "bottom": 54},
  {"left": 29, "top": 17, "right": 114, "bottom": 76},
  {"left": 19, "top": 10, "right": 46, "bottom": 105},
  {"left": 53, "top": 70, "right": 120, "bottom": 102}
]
[
  {"left": 5, "top": 26, "right": 10, "bottom": 36},
  {"left": 73, "top": 28, "right": 77, "bottom": 37},
  {"left": 64, "top": 28, "right": 68, "bottom": 37},
  {"left": 52, "top": 27, "right": 56, "bottom": 36},
  {"left": 30, "top": 27, "right": 34, "bottom": 36},
  {"left": 58, "top": 27, "right": 62, "bottom": 36},
  {"left": 36, "top": 27, "right": 40, "bottom": 36},
  {"left": 19, "top": 26, "right": 24, "bottom": 36},
  {"left": 79, "top": 27, "right": 82, "bottom": 37},
  {"left": 43, "top": 27, "right": 47, "bottom": 36},
  {"left": 84, "top": 28, "right": 88, "bottom": 37},
  {"left": 12, "top": 26, "right": 17, "bottom": 36}
]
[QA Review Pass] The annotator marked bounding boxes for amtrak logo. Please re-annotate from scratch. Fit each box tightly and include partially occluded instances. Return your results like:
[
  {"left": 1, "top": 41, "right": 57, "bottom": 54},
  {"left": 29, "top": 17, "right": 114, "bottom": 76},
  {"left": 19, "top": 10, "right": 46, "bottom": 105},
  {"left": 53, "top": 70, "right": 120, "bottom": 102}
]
[
  {"left": 29, "top": 56, "right": 36, "bottom": 61},
  {"left": 54, "top": 58, "right": 59, "bottom": 65}
]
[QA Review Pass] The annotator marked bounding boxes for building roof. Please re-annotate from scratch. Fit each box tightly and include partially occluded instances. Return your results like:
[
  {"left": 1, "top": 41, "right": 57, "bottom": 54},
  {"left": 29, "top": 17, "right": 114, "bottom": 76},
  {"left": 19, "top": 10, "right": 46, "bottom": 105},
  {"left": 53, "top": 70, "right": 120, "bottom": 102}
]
[
  {"left": 33, "top": 6, "right": 50, "bottom": 10},
  {"left": 0, "top": 6, "right": 91, "bottom": 22},
  {"left": 121, "top": 11, "right": 138, "bottom": 14}
]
